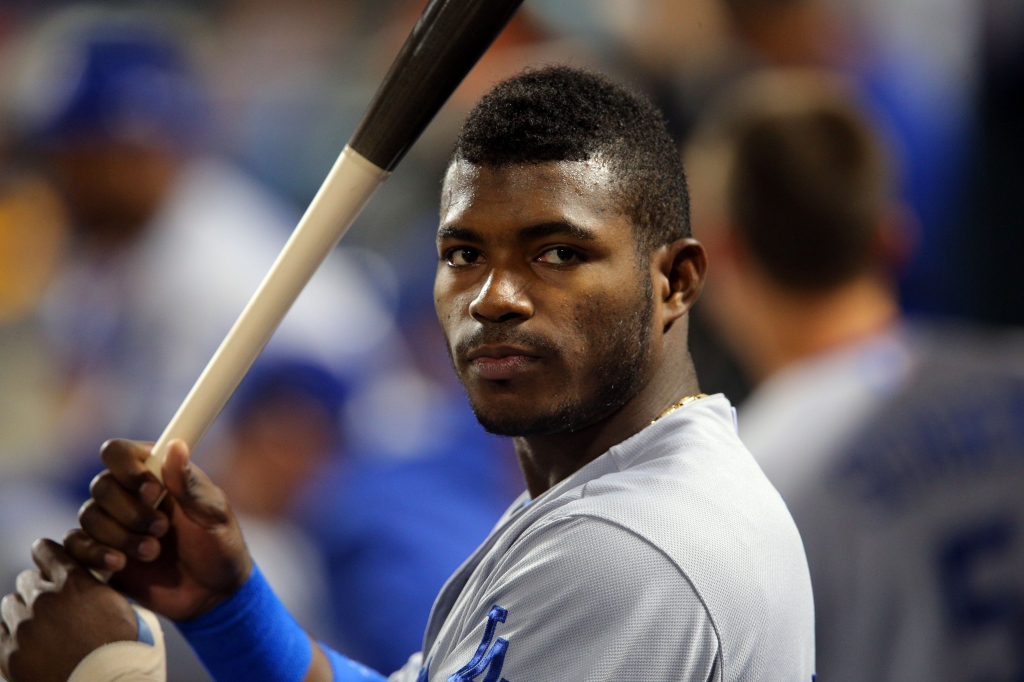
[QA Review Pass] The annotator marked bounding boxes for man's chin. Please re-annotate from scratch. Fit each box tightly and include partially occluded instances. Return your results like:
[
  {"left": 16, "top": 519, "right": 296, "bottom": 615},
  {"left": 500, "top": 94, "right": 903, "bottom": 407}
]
[
  {"left": 468, "top": 395, "right": 603, "bottom": 437},
  {"left": 469, "top": 402, "right": 570, "bottom": 438},
  {"left": 474, "top": 416, "right": 564, "bottom": 438}
]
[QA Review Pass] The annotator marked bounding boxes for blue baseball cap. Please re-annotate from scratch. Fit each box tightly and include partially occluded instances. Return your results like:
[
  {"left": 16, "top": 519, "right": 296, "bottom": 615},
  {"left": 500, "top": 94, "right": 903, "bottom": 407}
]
[
  {"left": 229, "top": 357, "right": 350, "bottom": 437},
  {"left": 16, "top": 9, "right": 209, "bottom": 148}
]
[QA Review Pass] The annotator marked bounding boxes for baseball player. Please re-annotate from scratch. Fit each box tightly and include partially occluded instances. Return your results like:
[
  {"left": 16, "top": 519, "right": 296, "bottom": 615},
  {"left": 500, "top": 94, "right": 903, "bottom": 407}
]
[
  {"left": 687, "top": 69, "right": 1024, "bottom": 682},
  {"left": 0, "top": 66, "right": 814, "bottom": 682}
]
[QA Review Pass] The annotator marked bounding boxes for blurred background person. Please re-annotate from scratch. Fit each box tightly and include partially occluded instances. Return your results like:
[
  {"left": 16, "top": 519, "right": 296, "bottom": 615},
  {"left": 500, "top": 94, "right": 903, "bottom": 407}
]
[
  {"left": 0, "top": 2, "right": 381, "bottom": 588},
  {"left": 687, "top": 69, "right": 1024, "bottom": 682},
  {"left": 717, "top": 0, "right": 980, "bottom": 323},
  {"left": 6, "top": 6, "right": 395, "bottom": 473},
  {"left": 213, "top": 359, "right": 348, "bottom": 640}
]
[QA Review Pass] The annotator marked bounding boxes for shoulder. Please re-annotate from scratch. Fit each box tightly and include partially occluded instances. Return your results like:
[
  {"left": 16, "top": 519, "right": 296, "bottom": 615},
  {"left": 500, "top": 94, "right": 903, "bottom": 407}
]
[
  {"left": 496, "top": 512, "right": 704, "bottom": 602},
  {"left": 537, "top": 426, "right": 815, "bottom": 678},
  {"left": 567, "top": 425, "right": 809, "bottom": 591},
  {"left": 553, "top": 466, "right": 812, "bottom": 623}
]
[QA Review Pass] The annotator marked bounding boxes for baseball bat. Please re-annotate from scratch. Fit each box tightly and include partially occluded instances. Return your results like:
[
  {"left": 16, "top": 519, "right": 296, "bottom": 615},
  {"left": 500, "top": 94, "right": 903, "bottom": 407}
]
[{"left": 141, "top": 0, "right": 524, "bottom": 482}]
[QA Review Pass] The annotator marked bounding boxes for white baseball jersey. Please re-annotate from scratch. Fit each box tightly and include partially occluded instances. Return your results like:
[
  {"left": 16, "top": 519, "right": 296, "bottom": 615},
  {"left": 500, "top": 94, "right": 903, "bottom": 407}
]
[
  {"left": 390, "top": 394, "right": 815, "bottom": 682},
  {"left": 741, "top": 325, "right": 1024, "bottom": 682}
]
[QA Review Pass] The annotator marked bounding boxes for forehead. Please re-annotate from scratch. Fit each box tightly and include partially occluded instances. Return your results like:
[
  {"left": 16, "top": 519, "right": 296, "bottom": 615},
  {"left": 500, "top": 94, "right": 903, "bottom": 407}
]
[{"left": 439, "top": 159, "right": 625, "bottom": 235}]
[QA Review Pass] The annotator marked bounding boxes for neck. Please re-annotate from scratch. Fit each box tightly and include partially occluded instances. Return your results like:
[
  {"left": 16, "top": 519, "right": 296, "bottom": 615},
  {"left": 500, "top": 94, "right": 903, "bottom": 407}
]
[
  {"left": 514, "top": 319, "right": 700, "bottom": 498},
  {"left": 742, "top": 274, "right": 898, "bottom": 381}
]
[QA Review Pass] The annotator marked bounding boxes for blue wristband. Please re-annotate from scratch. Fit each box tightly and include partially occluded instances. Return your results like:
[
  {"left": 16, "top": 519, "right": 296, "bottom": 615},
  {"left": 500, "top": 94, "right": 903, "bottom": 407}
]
[{"left": 176, "top": 565, "right": 312, "bottom": 682}]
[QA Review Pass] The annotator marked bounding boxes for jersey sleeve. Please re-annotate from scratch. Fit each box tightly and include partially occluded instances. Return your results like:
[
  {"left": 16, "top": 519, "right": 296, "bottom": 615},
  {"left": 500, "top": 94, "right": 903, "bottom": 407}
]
[{"left": 429, "top": 515, "right": 721, "bottom": 682}]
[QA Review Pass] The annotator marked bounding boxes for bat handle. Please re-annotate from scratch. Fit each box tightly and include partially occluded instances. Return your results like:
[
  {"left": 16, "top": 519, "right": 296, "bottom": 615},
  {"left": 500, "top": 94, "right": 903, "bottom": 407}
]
[{"left": 92, "top": 146, "right": 388, "bottom": 578}]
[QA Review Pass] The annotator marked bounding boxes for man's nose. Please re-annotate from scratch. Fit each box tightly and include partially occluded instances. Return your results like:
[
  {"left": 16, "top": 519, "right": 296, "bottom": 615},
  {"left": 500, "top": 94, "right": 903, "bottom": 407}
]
[{"left": 469, "top": 268, "right": 534, "bottom": 323}]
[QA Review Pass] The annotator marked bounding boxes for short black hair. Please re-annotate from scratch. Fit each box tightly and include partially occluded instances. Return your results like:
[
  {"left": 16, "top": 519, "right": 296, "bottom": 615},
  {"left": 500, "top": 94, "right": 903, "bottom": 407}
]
[{"left": 452, "top": 65, "right": 689, "bottom": 252}]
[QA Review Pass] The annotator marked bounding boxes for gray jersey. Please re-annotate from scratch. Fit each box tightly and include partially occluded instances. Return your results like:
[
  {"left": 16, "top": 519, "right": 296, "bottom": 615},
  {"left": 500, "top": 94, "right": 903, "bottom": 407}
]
[
  {"left": 741, "top": 326, "right": 1024, "bottom": 682},
  {"left": 391, "top": 394, "right": 815, "bottom": 682}
]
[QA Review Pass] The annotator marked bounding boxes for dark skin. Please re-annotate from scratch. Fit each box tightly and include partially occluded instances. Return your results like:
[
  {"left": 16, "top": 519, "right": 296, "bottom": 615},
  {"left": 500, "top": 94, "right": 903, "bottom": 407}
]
[
  {"left": 48, "top": 139, "right": 180, "bottom": 249},
  {"left": 0, "top": 159, "right": 706, "bottom": 681},
  {"left": 221, "top": 395, "right": 339, "bottom": 518},
  {"left": 0, "top": 540, "right": 137, "bottom": 682},
  {"left": 436, "top": 159, "right": 705, "bottom": 495}
]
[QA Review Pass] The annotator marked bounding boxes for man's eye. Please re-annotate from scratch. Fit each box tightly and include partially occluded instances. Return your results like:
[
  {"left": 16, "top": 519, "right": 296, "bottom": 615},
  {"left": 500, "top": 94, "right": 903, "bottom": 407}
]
[
  {"left": 537, "top": 247, "right": 580, "bottom": 265},
  {"left": 447, "top": 248, "right": 483, "bottom": 266}
]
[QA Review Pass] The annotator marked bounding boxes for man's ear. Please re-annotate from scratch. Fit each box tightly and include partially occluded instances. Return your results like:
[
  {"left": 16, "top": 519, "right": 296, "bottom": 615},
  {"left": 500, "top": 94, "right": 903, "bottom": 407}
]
[{"left": 652, "top": 238, "right": 707, "bottom": 332}]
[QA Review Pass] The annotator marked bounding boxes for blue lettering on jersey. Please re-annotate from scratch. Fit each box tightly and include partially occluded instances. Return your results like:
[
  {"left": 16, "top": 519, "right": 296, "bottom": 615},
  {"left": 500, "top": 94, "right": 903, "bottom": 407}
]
[
  {"left": 447, "top": 605, "right": 510, "bottom": 682},
  {"left": 938, "top": 517, "right": 1024, "bottom": 678},
  {"left": 832, "top": 378, "right": 1024, "bottom": 510},
  {"left": 416, "top": 658, "right": 430, "bottom": 682}
]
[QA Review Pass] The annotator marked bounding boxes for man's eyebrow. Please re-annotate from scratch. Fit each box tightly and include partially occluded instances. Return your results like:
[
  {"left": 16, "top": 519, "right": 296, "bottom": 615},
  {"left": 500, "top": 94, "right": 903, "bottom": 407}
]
[
  {"left": 519, "top": 222, "right": 598, "bottom": 243},
  {"left": 435, "top": 222, "right": 599, "bottom": 244},
  {"left": 436, "top": 225, "right": 484, "bottom": 243}
]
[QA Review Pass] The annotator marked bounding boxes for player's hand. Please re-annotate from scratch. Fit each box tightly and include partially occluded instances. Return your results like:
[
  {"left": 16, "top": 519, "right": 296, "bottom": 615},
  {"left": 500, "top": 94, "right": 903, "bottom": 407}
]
[
  {"left": 0, "top": 539, "right": 137, "bottom": 682},
  {"left": 64, "top": 438, "right": 252, "bottom": 622}
]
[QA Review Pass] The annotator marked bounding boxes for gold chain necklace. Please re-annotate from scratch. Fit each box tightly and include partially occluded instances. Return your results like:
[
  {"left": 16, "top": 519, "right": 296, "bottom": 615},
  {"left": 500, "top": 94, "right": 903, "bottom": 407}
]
[{"left": 651, "top": 393, "right": 709, "bottom": 425}]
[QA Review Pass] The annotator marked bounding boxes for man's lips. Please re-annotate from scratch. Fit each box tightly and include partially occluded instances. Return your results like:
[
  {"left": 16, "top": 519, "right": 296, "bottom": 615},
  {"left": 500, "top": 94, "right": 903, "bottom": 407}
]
[{"left": 465, "top": 345, "right": 541, "bottom": 381}]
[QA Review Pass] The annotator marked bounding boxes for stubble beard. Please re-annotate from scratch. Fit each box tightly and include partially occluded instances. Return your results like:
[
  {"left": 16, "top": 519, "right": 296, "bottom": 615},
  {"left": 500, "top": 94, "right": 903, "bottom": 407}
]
[{"left": 452, "top": 276, "right": 655, "bottom": 438}]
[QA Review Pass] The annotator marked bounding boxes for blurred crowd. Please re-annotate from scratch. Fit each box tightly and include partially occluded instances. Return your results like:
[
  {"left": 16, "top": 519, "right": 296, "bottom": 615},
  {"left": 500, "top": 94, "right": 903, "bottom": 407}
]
[{"left": 0, "top": 1, "right": 1021, "bottom": 681}]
